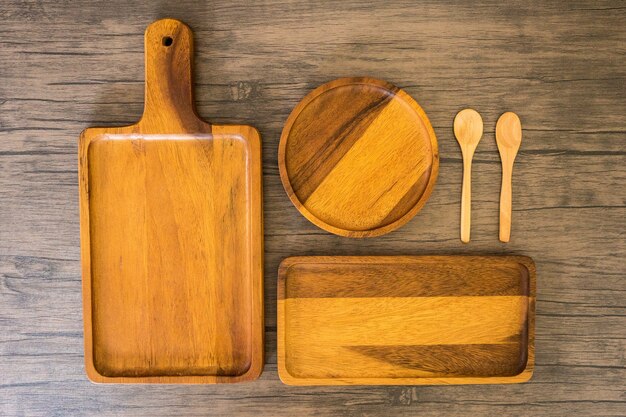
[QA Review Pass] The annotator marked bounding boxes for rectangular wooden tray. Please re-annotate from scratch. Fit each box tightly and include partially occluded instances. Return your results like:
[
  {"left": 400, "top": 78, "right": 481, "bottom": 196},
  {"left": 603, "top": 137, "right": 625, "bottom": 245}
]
[
  {"left": 278, "top": 256, "right": 535, "bottom": 385},
  {"left": 79, "top": 19, "right": 263, "bottom": 383}
]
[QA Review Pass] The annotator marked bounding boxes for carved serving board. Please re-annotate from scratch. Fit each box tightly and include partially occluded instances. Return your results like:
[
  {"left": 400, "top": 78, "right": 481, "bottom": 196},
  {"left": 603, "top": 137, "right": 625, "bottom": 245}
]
[{"left": 78, "top": 19, "right": 263, "bottom": 383}]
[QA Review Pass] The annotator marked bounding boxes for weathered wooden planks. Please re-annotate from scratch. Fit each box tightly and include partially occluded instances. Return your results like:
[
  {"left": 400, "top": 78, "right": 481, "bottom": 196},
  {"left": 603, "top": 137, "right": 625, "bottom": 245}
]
[{"left": 1, "top": 0, "right": 625, "bottom": 415}]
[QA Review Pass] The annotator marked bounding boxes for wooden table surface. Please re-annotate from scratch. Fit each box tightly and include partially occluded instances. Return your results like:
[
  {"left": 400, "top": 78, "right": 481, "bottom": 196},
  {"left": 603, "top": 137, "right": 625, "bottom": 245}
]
[{"left": 1, "top": 1, "right": 624, "bottom": 416}]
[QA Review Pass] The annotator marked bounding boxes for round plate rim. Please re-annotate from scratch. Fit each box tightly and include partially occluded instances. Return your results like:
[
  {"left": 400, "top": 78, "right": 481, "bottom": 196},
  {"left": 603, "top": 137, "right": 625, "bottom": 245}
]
[{"left": 278, "top": 77, "right": 439, "bottom": 238}]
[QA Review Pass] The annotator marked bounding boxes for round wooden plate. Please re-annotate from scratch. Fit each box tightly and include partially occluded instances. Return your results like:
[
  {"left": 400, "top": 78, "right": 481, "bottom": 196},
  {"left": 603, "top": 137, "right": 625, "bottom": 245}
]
[{"left": 279, "top": 77, "right": 439, "bottom": 238}]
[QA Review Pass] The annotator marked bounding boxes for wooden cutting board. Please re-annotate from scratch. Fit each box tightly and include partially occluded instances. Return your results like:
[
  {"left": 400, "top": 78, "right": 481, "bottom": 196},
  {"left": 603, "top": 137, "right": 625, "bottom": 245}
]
[
  {"left": 278, "top": 256, "right": 535, "bottom": 385},
  {"left": 279, "top": 78, "right": 439, "bottom": 237},
  {"left": 78, "top": 19, "right": 263, "bottom": 383}
]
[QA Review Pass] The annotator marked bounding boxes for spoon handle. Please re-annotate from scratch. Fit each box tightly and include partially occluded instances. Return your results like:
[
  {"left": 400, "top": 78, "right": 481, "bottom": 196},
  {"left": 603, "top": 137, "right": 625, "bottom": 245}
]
[
  {"left": 499, "top": 162, "right": 513, "bottom": 242},
  {"left": 460, "top": 157, "right": 472, "bottom": 243}
]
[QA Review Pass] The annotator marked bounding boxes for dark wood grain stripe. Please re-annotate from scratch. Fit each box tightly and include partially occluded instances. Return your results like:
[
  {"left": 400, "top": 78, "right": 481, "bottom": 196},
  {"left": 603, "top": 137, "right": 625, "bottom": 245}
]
[
  {"left": 284, "top": 261, "right": 530, "bottom": 299},
  {"left": 287, "top": 85, "right": 398, "bottom": 201},
  {"left": 348, "top": 343, "right": 527, "bottom": 377}
]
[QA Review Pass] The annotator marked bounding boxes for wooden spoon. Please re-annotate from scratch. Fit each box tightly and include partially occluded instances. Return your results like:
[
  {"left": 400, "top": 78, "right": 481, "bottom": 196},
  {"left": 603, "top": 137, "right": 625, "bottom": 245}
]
[
  {"left": 496, "top": 112, "right": 522, "bottom": 242},
  {"left": 454, "top": 109, "right": 483, "bottom": 243}
]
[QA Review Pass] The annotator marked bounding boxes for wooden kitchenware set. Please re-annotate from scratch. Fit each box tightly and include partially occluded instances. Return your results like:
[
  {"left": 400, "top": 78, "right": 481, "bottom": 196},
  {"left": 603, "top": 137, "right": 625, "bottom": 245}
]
[
  {"left": 454, "top": 109, "right": 523, "bottom": 243},
  {"left": 79, "top": 19, "right": 534, "bottom": 385}
]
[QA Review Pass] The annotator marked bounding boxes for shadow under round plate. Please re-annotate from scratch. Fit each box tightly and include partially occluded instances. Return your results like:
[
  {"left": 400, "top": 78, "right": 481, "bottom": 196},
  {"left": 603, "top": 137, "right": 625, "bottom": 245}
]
[{"left": 279, "top": 77, "right": 439, "bottom": 237}]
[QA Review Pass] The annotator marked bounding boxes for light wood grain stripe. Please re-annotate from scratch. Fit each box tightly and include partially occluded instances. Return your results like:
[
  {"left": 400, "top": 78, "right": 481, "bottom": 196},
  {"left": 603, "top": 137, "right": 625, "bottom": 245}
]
[
  {"left": 283, "top": 296, "right": 529, "bottom": 379},
  {"left": 379, "top": 167, "right": 432, "bottom": 225},
  {"left": 283, "top": 296, "right": 528, "bottom": 346},
  {"left": 302, "top": 96, "right": 433, "bottom": 230}
]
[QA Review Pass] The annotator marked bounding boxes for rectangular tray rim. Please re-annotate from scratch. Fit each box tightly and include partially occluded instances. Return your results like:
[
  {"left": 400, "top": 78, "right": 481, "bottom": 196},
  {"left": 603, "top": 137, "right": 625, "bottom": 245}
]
[
  {"left": 79, "top": 124, "right": 265, "bottom": 384},
  {"left": 277, "top": 255, "right": 535, "bottom": 386}
]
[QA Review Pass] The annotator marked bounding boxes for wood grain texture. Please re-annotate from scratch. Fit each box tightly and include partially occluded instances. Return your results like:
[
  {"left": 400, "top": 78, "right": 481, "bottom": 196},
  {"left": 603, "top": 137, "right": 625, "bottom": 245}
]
[
  {"left": 454, "top": 109, "right": 484, "bottom": 243},
  {"left": 1, "top": 0, "right": 625, "bottom": 415},
  {"left": 279, "top": 77, "right": 438, "bottom": 237},
  {"left": 278, "top": 256, "right": 534, "bottom": 385},
  {"left": 496, "top": 112, "right": 522, "bottom": 242},
  {"left": 79, "top": 19, "right": 264, "bottom": 383}
]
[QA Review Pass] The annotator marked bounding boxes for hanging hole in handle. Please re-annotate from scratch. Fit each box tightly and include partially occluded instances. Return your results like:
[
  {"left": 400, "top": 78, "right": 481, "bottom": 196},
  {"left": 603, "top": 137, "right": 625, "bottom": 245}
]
[{"left": 162, "top": 36, "right": 173, "bottom": 47}]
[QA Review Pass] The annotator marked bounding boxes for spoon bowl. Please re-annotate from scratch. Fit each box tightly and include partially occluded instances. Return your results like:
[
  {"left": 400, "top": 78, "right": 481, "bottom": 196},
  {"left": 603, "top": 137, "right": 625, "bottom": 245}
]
[
  {"left": 496, "top": 112, "right": 522, "bottom": 152},
  {"left": 454, "top": 108, "right": 484, "bottom": 149}
]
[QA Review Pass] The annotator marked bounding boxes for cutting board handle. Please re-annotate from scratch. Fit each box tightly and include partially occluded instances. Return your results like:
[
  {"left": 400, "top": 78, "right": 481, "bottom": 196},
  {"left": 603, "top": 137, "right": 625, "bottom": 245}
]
[{"left": 140, "top": 19, "right": 205, "bottom": 130}]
